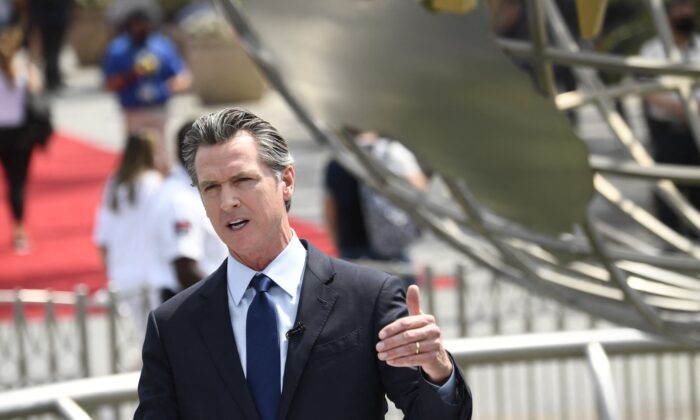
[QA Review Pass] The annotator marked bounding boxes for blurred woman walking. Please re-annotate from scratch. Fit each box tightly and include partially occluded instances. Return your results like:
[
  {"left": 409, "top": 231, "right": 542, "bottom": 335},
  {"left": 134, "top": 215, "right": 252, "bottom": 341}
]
[
  {"left": 94, "top": 131, "right": 162, "bottom": 329},
  {"left": 0, "top": 18, "right": 42, "bottom": 254}
]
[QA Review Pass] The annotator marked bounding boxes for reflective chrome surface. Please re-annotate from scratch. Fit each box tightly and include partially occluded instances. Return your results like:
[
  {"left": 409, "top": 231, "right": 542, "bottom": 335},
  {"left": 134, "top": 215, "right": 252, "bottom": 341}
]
[
  {"left": 215, "top": 0, "right": 700, "bottom": 344},
  {"left": 228, "top": 0, "right": 594, "bottom": 234}
]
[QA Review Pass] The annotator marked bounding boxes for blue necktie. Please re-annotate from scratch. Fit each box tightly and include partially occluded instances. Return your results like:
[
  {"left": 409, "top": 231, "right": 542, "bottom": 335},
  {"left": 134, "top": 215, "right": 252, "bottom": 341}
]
[{"left": 246, "top": 273, "right": 280, "bottom": 420}]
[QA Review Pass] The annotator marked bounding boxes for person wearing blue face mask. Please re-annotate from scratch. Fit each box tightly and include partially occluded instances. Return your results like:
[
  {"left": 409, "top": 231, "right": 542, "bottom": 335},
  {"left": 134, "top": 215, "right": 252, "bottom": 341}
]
[{"left": 102, "top": 8, "right": 192, "bottom": 175}]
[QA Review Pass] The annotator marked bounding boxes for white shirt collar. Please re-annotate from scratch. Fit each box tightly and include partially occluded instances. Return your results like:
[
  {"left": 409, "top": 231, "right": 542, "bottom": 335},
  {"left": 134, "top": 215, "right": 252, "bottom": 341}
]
[{"left": 227, "top": 230, "right": 306, "bottom": 306}]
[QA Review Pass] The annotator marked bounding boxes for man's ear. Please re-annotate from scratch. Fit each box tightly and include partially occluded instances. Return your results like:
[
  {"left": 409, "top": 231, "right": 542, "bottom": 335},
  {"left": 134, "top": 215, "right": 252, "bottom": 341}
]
[{"left": 282, "top": 165, "right": 295, "bottom": 200}]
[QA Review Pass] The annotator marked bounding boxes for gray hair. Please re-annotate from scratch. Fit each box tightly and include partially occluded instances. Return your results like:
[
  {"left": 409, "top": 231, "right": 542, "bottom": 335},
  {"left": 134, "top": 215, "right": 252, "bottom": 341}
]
[{"left": 182, "top": 107, "right": 294, "bottom": 211}]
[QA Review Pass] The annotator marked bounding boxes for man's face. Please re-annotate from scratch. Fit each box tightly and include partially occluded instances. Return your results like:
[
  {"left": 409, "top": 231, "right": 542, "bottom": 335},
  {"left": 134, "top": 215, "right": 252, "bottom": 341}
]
[{"left": 194, "top": 131, "right": 294, "bottom": 270}]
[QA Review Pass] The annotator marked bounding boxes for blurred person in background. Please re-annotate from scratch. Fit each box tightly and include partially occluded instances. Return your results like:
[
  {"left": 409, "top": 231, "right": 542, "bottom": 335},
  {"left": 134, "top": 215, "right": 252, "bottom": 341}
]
[
  {"left": 323, "top": 127, "right": 427, "bottom": 286},
  {"left": 94, "top": 131, "right": 162, "bottom": 324},
  {"left": 27, "top": 0, "right": 72, "bottom": 91},
  {"left": 146, "top": 121, "right": 227, "bottom": 303},
  {"left": 102, "top": 7, "right": 191, "bottom": 174},
  {"left": 640, "top": 0, "right": 700, "bottom": 237},
  {"left": 0, "top": 16, "right": 42, "bottom": 255}
]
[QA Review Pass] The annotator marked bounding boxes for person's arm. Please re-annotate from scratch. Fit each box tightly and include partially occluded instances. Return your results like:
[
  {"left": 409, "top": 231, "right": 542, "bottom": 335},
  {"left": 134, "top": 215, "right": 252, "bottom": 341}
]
[
  {"left": 104, "top": 69, "right": 140, "bottom": 92},
  {"left": 166, "top": 68, "right": 192, "bottom": 95},
  {"left": 323, "top": 195, "right": 339, "bottom": 246},
  {"left": 322, "top": 161, "right": 344, "bottom": 249},
  {"left": 161, "top": 39, "right": 192, "bottom": 95},
  {"left": 93, "top": 186, "right": 113, "bottom": 276},
  {"left": 173, "top": 256, "right": 206, "bottom": 290},
  {"left": 26, "top": 60, "right": 42, "bottom": 94},
  {"left": 374, "top": 278, "right": 472, "bottom": 419},
  {"left": 134, "top": 312, "right": 179, "bottom": 419},
  {"left": 644, "top": 92, "right": 686, "bottom": 120},
  {"left": 159, "top": 195, "right": 208, "bottom": 291},
  {"left": 103, "top": 51, "right": 154, "bottom": 92},
  {"left": 406, "top": 172, "right": 429, "bottom": 191},
  {"left": 385, "top": 141, "right": 429, "bottom": 191},
  {"left": 98, "top": 246, "right": 108, "bottom": 273}
]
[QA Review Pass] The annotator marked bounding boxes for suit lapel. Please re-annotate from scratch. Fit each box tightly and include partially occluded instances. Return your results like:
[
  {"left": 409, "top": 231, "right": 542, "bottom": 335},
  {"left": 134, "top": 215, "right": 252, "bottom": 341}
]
[
  {"left": 278, "top": 242, "right": 338, "bottom": 420},
  {"left": 195, "top": 260, "right": 260, "bottom": 420}
]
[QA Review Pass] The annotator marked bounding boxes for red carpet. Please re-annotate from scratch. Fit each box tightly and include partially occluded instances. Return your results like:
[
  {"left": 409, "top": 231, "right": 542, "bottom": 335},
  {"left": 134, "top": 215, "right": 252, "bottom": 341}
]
[
  {"left": 0, "top": 133, "right": 337, "bottom": 301},
  {"left": 0, "top": 134, "right": 115, "bottom": 291}
]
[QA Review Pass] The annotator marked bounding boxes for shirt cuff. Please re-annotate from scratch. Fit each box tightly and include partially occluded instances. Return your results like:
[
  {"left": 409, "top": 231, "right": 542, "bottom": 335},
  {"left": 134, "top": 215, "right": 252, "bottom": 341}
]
[{"left": 423, "top": 367, "right": 457, "bottom": 404}]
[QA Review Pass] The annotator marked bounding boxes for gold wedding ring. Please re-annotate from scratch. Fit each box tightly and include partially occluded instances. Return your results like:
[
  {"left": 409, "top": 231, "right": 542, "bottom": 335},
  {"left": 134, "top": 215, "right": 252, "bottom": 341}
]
[{"left": 415, "top": 341, "right": 420, "bottom": 355}]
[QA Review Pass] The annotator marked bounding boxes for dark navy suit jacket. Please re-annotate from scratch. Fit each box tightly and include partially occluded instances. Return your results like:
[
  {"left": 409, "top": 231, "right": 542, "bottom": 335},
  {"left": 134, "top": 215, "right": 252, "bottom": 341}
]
[{"left": 134, "top": 241, "right": 472, "bottom": 419}]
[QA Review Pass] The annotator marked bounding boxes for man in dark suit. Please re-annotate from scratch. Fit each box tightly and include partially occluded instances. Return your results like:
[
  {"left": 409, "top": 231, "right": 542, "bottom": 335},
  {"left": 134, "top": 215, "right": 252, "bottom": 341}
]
[{"left": 134, "top": 107, "right": 472, "bottom": 419}]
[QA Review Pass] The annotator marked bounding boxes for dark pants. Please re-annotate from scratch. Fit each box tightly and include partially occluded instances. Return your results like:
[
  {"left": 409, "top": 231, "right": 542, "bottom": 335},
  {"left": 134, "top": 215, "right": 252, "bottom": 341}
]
[
  {"left": 38, "top": 23, "right": 68, "bottom": 89},
  {"left": 0, "top": 127, "right": 33, "bottom": 223},
  {"left": 647, "top": 118, "right": 700, "bottom": 237}
]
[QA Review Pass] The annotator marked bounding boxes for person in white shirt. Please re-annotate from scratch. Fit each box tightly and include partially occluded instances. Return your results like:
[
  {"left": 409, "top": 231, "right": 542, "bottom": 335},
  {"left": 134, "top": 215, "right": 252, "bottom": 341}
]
[
  {"left": 640, "top": 0, "right": 700, "bottom": 236},
  {"left": 94, "top": 131, "right": 162, "bottom": 325},
  {"left": 145, "top": 121, "right": 228, "bottom": 303},
  {"left": 324, "top": 127, "right": 428, "bottom": 288}
]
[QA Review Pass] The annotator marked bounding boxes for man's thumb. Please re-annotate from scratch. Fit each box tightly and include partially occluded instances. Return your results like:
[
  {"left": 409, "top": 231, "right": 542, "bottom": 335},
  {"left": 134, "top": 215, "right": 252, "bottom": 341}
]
[{"left": 407, "top": 285, "right": 422, "bottom": 316}]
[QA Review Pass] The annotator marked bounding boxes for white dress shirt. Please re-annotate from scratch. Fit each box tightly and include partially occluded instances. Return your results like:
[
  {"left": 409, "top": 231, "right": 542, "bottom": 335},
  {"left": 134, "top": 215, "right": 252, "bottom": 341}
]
[
  {"left": 226, "top": 230, "right": 457, "bottom": 399},
  {"left": 227, "top": 230, "right": 307, "bottom": 390}
]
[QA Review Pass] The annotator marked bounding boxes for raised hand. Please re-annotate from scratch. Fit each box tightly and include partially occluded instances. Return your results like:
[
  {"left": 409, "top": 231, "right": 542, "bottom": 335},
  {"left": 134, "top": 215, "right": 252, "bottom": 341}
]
[{"left": 376, "top": 285, "right": 453, "bottom": 384}]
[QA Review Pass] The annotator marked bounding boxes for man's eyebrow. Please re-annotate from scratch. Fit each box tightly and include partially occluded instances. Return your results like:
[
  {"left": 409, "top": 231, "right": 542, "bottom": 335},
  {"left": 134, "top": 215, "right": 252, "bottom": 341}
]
[
  {"left": 198, "top": 180, "right": 219, "bottom": 189},
  {"left": 232, "top": 171, "right": 259, "bottom": 180},
  {"left": 198, "top": 172, "right": 260, "bottom": 188}
]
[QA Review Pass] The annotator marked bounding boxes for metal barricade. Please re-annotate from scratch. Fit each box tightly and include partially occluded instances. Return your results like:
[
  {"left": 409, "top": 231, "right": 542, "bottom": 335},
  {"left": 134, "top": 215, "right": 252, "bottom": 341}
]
[
  {"left": 0, "top": 285, "right": 154, "bottom": 390},
  {"left": 0, "top": 329, "right": 695, "bottom": 420},
  {"left": 1, "top": 264, "right": 698, "bottom": 419}
]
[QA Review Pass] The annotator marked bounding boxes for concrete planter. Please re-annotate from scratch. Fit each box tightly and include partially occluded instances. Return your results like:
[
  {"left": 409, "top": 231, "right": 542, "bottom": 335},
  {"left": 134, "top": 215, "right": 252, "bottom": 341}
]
[
  {"left": 68, "top": 7, "right": 114, "bottom": 67},
  {"left": 184, "top": 37, "right": 266, "bottom": 104}
]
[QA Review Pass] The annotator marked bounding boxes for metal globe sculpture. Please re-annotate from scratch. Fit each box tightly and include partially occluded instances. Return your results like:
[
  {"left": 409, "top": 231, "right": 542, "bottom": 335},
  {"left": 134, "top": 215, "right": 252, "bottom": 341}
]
[{"left": 213, "top": 0, "right": 700, "bottom": 343}]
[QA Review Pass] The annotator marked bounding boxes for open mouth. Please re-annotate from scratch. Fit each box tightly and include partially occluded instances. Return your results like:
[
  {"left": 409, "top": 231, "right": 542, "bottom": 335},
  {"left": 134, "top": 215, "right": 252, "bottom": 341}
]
[{"left": 227, "top": 219, "right": 249, "bottom": 231}]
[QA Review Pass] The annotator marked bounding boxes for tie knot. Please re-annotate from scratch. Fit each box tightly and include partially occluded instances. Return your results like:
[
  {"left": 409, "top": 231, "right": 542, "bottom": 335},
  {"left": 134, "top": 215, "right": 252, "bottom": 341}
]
[{"left": 251, "top": 273, "right": 274, "bottom": 293}]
